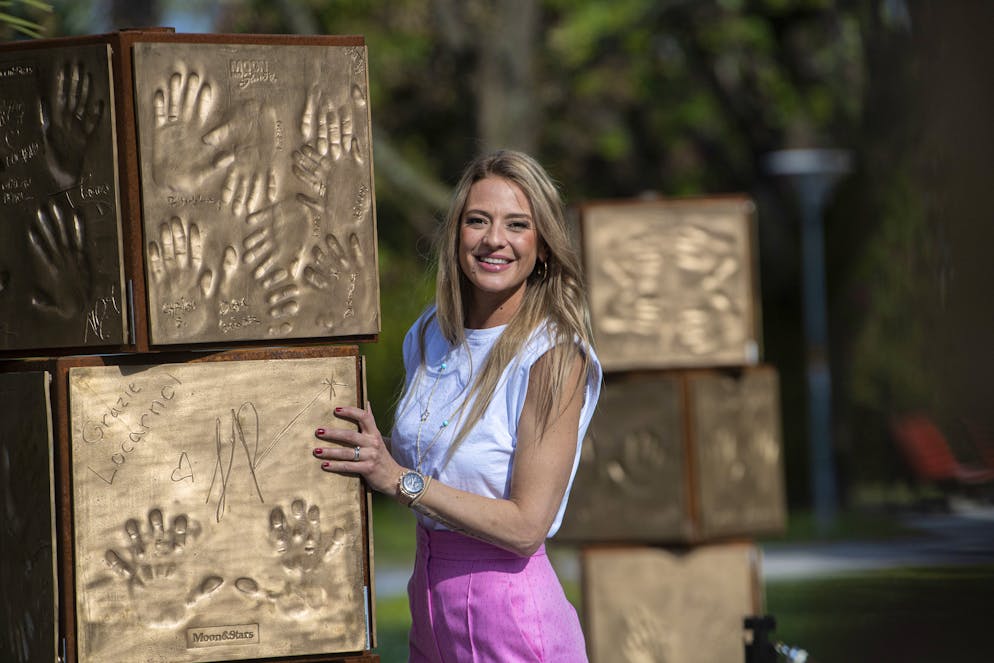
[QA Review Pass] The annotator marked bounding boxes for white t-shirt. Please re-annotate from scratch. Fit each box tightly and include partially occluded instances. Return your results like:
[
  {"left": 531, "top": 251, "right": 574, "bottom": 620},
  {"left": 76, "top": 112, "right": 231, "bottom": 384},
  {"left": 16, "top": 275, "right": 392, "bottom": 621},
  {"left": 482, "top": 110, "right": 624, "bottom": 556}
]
[{"left": 391, "top": 306, "right": 602, "bottom": 538}]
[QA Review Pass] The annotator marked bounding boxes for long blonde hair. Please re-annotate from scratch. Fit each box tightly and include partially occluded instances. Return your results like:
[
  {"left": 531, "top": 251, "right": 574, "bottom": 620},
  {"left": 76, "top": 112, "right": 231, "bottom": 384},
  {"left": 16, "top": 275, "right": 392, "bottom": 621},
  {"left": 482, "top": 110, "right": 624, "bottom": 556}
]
[{"left": 415, "top": 150, "right": 596, "bottom": 457}]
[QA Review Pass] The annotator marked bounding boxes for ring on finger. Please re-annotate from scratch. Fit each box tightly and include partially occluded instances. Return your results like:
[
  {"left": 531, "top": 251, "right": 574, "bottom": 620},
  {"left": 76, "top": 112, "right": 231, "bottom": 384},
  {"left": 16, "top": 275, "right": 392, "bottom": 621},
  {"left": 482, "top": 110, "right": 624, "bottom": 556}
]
[{"left": 352, "top": 445, "right": 361, "bottom": 462}]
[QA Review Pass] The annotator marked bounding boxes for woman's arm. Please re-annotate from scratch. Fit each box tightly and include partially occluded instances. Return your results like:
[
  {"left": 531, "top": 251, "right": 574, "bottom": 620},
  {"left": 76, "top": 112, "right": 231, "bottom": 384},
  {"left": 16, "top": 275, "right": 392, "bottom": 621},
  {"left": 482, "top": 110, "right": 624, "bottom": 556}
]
[{"left": 313, "top": 349, "right": 585, "bottom": 557}]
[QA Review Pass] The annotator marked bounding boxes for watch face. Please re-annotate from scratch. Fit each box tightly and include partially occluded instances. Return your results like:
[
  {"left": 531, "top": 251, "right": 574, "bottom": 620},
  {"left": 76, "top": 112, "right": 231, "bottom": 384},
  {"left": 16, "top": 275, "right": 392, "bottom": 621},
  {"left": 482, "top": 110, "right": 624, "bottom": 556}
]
[{"left": 402, "top": 472, "right": 425, "bottom": 494}]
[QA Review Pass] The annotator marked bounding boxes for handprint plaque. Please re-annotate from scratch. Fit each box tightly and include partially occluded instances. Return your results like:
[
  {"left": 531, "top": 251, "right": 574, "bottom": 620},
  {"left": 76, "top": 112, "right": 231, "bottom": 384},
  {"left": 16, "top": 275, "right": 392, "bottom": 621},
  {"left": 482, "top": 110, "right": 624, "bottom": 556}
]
[
  {"left": 133, "top": 42, "right": 379, "bottom": 345},
  {"left": 583, "top": 544, "right": 761, "bottom": 663},
  {"left": 69, "top": 353, "right": 368, "bottom": 662},
  {"left": 691, "top": 368, "right": 787, "bottom": 539},
  {"left": 556, "top": 373, "right": 690, "bottom": 542},
  {"left": 0, "top": 45, "right": 126, "bottom": 352},
  {"left": 581, "top": 197, "right": 761, "bottom": 371},
  {"left": 557, "top": 367, "right": 786, "bottom": 543},
  {"left": 0, "top": 372, "right": 57, "bottom": 663}
]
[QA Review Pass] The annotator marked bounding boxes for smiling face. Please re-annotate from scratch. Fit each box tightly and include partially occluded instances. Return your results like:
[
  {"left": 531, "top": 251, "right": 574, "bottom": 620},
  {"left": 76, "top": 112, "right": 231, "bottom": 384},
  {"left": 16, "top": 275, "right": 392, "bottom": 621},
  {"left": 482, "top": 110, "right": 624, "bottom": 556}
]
[{"left": 457, "top": 176, "right": 546, "bottom": 328}]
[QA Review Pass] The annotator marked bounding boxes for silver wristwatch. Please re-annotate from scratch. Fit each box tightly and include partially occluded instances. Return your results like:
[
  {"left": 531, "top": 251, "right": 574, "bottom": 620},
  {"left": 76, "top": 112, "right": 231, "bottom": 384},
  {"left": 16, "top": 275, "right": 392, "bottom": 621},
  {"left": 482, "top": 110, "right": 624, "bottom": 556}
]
[{"left": 398, "top": 470, "right": 427, "bottom": 506}]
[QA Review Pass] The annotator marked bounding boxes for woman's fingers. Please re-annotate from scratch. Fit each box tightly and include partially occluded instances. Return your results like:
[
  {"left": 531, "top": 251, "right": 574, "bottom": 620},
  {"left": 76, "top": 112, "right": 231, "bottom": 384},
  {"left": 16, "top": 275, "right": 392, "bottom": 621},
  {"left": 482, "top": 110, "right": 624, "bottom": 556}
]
[
  {"left": 314, "top": 427, "right": 361, "bottom": 445},
  {"left": 332, "top": 404, "right": 381, "bottom": 436},
  {"left": 313, "top": 403, "right": 397, "bottom": 493}
]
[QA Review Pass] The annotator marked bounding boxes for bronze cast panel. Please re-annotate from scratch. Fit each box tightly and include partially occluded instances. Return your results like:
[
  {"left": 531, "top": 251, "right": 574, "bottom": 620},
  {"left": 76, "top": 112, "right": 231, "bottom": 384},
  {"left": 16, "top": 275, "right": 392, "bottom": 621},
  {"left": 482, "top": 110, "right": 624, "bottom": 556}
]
[
  {"left": 0, "top": 45, "right": 127, "bottom": 352},
  {"left": 692, "top": 368, "right": 786, "bottom": 539},
  {"left": 583, "top": 544, "right": 761, "bottom": 663},
  {"left": 557, "top": 374, "right": 689, "bottom": 542},
  {"left": 132, "top": 42, "right": 379, "bottom": 345},
  {"left": 582, "top": 198, "right": 760, "bottom": 371},
  {"left": 69, "top": 356, "right": 367, "bottom": 663},
  {"left": 0, "top": 371, "right": 58, "bottom": 663}
]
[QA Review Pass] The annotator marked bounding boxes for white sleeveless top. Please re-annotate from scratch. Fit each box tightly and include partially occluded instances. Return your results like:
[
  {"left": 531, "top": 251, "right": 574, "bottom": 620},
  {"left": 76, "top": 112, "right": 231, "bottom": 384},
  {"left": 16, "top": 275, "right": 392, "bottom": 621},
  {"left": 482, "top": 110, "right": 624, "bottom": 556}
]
[{"left": 391, "top": 307, "right": 602, "bottom": 538}]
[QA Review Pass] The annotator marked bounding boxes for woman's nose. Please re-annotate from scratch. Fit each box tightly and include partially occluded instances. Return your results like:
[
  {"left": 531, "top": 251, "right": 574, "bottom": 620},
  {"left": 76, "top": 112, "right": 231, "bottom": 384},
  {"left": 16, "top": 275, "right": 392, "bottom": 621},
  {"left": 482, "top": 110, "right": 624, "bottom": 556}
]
[{"left": 482, "top": 223, "right": 506, "bottom": 247}]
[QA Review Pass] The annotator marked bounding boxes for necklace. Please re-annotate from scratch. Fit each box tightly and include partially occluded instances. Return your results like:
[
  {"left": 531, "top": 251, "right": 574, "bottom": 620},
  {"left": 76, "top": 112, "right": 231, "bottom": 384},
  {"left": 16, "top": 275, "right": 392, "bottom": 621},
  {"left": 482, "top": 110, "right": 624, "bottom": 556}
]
[{"left": 414, "top": 356, "right": 451, "bottom": 473}]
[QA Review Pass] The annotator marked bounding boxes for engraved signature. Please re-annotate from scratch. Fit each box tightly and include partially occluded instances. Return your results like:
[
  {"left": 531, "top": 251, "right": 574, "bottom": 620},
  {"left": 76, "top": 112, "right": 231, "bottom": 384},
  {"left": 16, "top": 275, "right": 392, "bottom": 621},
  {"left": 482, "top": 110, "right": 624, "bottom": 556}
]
[
  {"left": 206, "top": 402, "right": 265, "bottom": 523},
  {"left": 83, "top": 285, "right": 121, "bottom": 342}
]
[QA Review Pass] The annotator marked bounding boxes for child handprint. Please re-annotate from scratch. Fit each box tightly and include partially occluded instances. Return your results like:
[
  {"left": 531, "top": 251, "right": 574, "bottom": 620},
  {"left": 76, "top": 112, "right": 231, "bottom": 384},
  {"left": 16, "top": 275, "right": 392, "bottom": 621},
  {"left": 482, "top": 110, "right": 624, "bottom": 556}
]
[
  {"left": 203, "top": 98, "right": 280, "bottom": 179},
  {"left": 292, "top": 86, "right": 370, "bottom": 229},
  {"left": 222, "top": 168, "right": 277, "bottom": 219},
  {"left": 148, "top": 214, "right": 233, "bottom": 334},
  {"left": 305, "top": 232, "right": 369, "bottom": 332},
  {"left": 302, "top": 231, "right": 364, "bottom": 292},
  {"left": 241, "top": 199, "right": 313, "bottom": 324},
  {"left": 28, "top": 198, "right": 92, "bottom": 319},
  {"left": 234, "top": 499, "right": 345, "bottom": 619},
  {"left": 40, "top": 61, "right": 104, "bottom": 189},
  {"left": 602, "top": 429, "right": 669, "bottom": 500},
  {"left": 103, "top": 509, "right": 221, "bottom": 628},
  {"left": 150, "top": 70, "right": 232, "bottom": 192}
]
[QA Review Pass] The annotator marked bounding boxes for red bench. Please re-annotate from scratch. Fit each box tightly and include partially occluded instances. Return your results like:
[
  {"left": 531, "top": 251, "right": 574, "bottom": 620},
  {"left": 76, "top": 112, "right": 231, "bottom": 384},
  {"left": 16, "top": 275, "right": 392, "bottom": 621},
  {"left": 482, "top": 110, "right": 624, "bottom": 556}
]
[{"left": 890, "top": 415, "right": 994, "bottom": 487}]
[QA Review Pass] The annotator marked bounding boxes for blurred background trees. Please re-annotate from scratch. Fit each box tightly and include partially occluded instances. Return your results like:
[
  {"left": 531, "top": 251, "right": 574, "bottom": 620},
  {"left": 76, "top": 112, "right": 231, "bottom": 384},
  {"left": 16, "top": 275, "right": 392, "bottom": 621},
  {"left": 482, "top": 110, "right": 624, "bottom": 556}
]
[{"left": 5, "top": 0, "right": 991, "bottom": 511}]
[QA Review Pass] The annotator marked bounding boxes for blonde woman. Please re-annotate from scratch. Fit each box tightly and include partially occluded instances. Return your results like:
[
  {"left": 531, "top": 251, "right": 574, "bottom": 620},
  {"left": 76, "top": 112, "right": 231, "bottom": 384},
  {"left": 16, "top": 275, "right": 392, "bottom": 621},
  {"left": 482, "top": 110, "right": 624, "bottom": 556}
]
[{"left": 314, "top": 150, "right": 602, "bottom": 662}]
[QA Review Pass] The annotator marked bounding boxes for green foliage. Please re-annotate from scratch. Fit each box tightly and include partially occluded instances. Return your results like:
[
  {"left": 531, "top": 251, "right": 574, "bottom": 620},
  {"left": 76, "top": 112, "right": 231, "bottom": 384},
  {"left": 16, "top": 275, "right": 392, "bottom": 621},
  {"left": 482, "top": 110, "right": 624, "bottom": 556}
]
[{"left": 0, "top": 0, "right": 52, "bottom": 38}]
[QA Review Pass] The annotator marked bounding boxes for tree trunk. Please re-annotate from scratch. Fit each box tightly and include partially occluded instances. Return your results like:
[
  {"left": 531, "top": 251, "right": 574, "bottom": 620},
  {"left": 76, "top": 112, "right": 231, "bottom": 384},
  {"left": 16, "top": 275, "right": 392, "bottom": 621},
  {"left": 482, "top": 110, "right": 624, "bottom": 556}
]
[{"left": 475, "top": 0, "right": 539, "bottom": 154}]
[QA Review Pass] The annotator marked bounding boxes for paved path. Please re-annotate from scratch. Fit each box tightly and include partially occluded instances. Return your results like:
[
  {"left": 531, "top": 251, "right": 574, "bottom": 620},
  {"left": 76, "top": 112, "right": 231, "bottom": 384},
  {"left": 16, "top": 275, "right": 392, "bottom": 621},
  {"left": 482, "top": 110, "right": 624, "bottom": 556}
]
[{"left": 762, "top": 506, "right": 994, "bottom": 580}]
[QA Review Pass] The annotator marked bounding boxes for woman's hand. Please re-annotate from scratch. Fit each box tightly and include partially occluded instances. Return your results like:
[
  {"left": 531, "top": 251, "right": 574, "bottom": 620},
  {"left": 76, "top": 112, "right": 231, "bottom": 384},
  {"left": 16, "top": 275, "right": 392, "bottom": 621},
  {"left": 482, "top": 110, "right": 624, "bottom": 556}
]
[{"left": 313, "top": 402, "right": 404, "bottom": 498}]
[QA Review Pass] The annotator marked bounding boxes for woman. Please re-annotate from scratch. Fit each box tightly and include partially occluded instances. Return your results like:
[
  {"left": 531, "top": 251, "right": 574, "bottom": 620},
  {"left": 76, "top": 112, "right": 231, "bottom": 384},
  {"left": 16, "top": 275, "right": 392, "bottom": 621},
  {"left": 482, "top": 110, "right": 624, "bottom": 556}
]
[{"left": 313, "top": 150, "right": 602, "bottom": 662}]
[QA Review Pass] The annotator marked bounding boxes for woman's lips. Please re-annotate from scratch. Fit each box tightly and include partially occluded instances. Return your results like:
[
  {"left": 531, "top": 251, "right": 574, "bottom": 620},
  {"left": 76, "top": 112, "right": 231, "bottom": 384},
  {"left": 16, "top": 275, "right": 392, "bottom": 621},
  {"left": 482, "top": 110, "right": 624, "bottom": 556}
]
[{"left": 476, "top": 256, "right": 512, "bottom": 272}]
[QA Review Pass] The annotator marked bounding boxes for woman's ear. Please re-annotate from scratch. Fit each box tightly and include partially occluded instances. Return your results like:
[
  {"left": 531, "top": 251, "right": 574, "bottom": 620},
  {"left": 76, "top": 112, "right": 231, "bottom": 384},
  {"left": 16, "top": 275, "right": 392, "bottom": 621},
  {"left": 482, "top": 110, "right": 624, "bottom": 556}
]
[{"left": 538, "top": 241, "right": 549, "bottom": 263}]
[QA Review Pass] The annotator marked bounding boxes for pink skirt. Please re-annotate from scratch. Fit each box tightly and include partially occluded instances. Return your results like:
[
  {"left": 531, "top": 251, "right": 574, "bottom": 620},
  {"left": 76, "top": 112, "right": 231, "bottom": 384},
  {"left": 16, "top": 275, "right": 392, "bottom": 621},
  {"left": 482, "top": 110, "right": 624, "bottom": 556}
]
[{"left": 407, "top": 525, "right": 588, "bottom": 663}]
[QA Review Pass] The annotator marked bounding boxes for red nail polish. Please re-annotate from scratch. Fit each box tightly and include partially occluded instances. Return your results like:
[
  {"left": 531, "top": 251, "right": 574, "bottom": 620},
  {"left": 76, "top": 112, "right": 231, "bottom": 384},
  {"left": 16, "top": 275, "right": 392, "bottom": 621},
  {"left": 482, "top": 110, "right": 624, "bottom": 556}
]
[
  {"left": 313, "top": 448, "right": 322, "bottom": 455},
  {"left": 322, "top": 462, "right": 330, "bottom": 469},
  {"left": 334, "top": 407, "right": 342, "bottom": 413},
  {"left": 316, "top": 428, "right": 325, "bottom": 436}
]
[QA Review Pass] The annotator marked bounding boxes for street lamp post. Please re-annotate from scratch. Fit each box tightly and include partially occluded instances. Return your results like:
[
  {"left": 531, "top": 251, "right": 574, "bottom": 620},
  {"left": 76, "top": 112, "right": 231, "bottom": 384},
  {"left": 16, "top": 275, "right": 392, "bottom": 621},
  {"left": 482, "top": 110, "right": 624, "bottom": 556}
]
[{"left": 765, "top": 148, "right": 851, "bottom": 532}]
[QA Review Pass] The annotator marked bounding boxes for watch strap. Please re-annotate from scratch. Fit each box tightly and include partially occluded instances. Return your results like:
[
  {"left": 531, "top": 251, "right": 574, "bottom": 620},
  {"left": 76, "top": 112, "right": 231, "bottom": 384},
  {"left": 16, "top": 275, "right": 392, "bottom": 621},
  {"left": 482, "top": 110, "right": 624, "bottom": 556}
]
[{"left": 408, "top": 475, "right": 432, "bottom": 508}]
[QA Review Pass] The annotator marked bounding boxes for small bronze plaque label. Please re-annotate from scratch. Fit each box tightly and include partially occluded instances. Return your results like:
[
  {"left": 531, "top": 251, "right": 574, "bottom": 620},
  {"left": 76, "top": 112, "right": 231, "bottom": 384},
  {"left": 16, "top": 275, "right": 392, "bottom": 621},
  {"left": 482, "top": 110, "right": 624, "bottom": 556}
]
[{"left": 186, "top": 624, "right": 260, "bottom": 649}]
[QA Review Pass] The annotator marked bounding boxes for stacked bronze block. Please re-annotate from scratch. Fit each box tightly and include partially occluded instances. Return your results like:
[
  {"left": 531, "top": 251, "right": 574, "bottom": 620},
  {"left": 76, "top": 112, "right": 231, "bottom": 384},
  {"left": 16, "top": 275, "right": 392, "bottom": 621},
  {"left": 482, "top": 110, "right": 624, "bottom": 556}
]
[
  {"left": 0, "top": 30, "right": 379, "bottom": 663},
  {"left": 561, "top": 197, "right": 786, "bottom": 662},
  {"left": 583, "top": 544, "right": 763, "bottom": 663}
]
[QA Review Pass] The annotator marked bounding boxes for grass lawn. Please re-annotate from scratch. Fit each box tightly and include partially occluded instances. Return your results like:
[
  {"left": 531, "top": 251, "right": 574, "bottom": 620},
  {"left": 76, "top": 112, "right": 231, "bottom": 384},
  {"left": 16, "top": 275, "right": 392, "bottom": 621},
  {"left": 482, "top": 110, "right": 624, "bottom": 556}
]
[{"left": 765, "top": 565, "right": 994, "bottom": 663}]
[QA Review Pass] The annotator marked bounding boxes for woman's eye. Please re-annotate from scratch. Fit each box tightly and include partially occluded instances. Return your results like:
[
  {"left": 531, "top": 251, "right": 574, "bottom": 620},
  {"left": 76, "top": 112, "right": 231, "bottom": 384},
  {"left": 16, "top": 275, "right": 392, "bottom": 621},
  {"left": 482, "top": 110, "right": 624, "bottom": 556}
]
[
  {"left": 508, "top": 221, "right": 530, "bottom": 231},
  {"left": 465, "top": 216, "right": 486, "bottom": 226}
]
